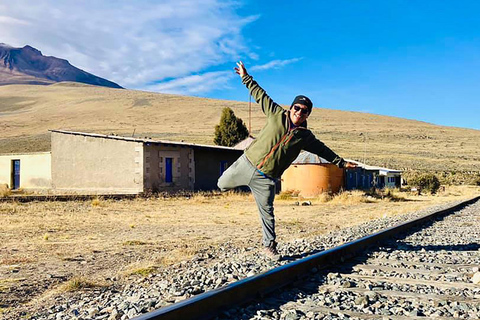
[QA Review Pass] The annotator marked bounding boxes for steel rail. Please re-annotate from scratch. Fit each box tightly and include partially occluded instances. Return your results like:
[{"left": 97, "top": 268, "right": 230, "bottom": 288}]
[{"left": 134, "top": 195, "right": 480, "bottom": 320}]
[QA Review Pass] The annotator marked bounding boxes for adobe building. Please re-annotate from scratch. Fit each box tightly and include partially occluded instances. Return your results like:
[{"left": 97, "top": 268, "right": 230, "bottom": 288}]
[
  {"left": 0, "top": 130, "right": 242, "bottom": 194},
  {"left": 0, "top": 152, "right": 52, "bottom": 190}
]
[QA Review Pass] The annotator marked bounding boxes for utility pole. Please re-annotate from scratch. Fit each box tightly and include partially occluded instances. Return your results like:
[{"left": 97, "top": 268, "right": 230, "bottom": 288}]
[
  {"left": 359, "top": 132, "right": 366, "bottom": 165},
  {"left": 363, "top": 133, "right": 366, "bottom": 165},
  {"left": 248, "top": 94, "right": 252, "bottom": 135}
]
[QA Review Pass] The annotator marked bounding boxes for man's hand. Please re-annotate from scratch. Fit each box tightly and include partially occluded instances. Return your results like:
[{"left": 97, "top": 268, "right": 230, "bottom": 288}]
[
  {"left": 345, "top": 161, "right": 358, "bottom": 169},
  {"left": 234, "top": 61, "right": 247, "bottom": 78}
]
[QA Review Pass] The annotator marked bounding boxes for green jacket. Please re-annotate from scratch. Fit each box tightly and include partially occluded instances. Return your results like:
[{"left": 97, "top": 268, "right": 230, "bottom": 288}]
[{"left": 243, "top": 74, "right": 346, "bottom": 179}]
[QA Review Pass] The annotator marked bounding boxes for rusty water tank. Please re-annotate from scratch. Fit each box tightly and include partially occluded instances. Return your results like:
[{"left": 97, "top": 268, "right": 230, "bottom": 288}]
[{"left": 281, "top": 151, "right": 345, "bottom": 197}]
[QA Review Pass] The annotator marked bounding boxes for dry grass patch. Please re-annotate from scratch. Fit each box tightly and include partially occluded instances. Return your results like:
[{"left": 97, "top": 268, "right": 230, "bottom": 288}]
[
  {"left": 122, "top": 240, "right": 149, "bottom": 246},
  {"left": 277, "top": 190, "right": 300, "bottom": 200},
  {"left": 120, "top": 242, "right": 204, "bottom": 278},
  {"left": 0, "top": 257, "right": 35, "bottom": 265},
  {"left": 316, "top": 192, "right": 334, "bottom": 203},
  {"left": 156, "top": 252, "right": 189, "bottom": 267},
  {"left": 58, "top": 277, "right": 104, "bottom": 292},
  {"left": 329, "top": 190, "right": 373, "bottom": 205},
  {"left": 123, "top": 265, "right": 159, "bottom": 277},
  {"left": 190, "top": 191, "right": 224, "bottom": 203},
  {"left": 310, "top": 188, "right": 408, "bottom": 205},
  {"left": 91, "top": 197, "right": 106, "bottom": 207},
  {"left": 0, "top": 184, "right": 10, "bottom": 197},
  {"left": 0, "top": 278, "right": 26, "bottom": 292}
]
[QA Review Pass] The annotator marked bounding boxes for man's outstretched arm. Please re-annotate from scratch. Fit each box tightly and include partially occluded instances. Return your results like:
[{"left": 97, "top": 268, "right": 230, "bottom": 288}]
[
  {"left": 304, "top": 137, "right": 357, "bottom": 169},
  {"left": 235, "top": 61, "right": 283, "bottom": 116}
]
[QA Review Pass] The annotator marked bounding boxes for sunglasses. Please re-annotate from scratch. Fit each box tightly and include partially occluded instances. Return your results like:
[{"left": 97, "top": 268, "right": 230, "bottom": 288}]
[{"left": 293, "top": 105, "right": 309, "bottom": 115}]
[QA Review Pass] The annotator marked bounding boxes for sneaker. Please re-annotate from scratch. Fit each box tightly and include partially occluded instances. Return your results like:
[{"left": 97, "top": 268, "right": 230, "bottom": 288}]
[{"left": 263, "top": 241, "right": 281, "bottom": 261}]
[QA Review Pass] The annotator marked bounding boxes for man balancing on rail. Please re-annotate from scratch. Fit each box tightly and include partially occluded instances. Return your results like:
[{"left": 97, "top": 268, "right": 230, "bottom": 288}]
[{"left": 218, "top": 61, "right": 357, "bottom": 260}]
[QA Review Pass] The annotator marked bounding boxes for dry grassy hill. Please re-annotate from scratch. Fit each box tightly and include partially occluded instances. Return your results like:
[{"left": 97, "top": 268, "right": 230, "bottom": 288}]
[{"left": 1, "top": 82, "right": 479, "bottom": 179}]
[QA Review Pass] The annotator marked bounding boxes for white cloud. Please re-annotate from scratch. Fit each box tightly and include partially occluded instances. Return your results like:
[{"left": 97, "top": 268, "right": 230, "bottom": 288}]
[
  {"left": 0, "top": 16, "right": 30, "bottom": 25},
  {"left": 1, "top": 1, "right": 301, "bottom": 95},
  {"left": 0, "top": 0, "right": 257, "bottom": 89},
  {"left": 144, "top": 70, "right": 234, "bottom": 94},
  {"left": 147, "top": 57, "right": 302, "bottom": 94},
  {"left": 250, "top": 58, "right": 303, "bottom": 71}
]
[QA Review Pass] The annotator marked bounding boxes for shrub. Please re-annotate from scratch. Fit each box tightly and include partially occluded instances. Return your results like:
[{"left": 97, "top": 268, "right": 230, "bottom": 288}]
[
  {"left": 214, "top": 107, "right": 249, "bottom": 147},
  {"left": 410, "top": 173, "right": 441, "bottom": 194}
]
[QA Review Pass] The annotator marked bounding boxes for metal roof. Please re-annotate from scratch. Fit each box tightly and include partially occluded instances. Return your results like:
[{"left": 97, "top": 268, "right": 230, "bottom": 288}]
[
  {"left": 290, "top": 151, "right": 402, "bottom": 173},
  {"left": 233, "top": 136, "right": 255, "bottom": 150},
  {"left": 292, "top": 151, "right": 330, "bottom": 164},
  {"left": 49, "top": 130, "right": 240, "bottom": 151},
  {"left": 345, "top": 159, "right": 402, "bottom": 174}
]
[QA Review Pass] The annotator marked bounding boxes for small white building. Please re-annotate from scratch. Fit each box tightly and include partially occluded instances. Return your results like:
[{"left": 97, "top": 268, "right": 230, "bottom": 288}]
[{"left": 0, "top": 152, "right": 52, "bottom": 190}]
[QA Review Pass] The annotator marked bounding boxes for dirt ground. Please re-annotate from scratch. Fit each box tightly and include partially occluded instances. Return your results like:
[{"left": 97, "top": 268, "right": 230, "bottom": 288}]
[{"left": 0, "top": 186, "right": 479, "bottom": 316}]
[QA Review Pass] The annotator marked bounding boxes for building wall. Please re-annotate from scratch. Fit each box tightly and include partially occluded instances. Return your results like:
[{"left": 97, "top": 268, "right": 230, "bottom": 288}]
[
  {"left": 0, "top": 152, "right": 51, "bottom": 189},
  {"left": 345, "top": 168, "right": 376, "bottom": 190},
  {"left": 144, "top": 144, "right": 195, "bottom": 191},
  {"left": 194, "top": 149, "right": 242, "bottom": 191},
  {"left": 51, "top": 132, "right": 143, "bottom": 194},
  {"left": 385, "top": 173, "right": 401, "bottom": 188}
]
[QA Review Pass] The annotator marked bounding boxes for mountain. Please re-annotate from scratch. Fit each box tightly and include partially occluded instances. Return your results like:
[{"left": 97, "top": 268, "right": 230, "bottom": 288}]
[{"left": 0, "top": 43, "right": 122, "bottom": 88}]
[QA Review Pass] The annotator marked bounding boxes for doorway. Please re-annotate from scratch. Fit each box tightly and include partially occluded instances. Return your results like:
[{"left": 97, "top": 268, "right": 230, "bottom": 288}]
[
  {"left": 11, "top": 159, "right": 20, "bottom": 190},
  {"left": 165, "top": 158, "right": 173, "bottom": 183}
]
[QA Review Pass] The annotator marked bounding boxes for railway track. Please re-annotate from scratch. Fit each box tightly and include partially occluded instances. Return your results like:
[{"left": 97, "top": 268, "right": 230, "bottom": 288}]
[{"left": 135, "top": 196, "right": 480, "bottom": 320}]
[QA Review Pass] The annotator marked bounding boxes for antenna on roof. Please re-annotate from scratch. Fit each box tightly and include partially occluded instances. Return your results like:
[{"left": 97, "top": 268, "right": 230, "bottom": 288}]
[{"left": 132, "top": 128, "right": 136, "bottom": 137}]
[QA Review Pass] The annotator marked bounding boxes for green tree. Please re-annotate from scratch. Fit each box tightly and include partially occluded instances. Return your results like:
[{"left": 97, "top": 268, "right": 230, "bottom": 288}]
[
  {"left": 214, "top": 107, "right": 249, "bottom": 147},
  {"left": 410, "top": 173, "right": 441, "bottom": 194}
]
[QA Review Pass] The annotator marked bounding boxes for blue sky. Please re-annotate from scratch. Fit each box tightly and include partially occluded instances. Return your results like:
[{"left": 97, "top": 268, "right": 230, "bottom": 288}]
[{"left": 1, "top": 1, "right": 480, "bottom": 130}]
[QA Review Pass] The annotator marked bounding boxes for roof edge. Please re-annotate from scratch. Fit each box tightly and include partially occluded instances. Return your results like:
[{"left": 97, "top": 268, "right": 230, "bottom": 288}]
[{"left": 49, "top": 130, "right": 239, "bottom": 151}]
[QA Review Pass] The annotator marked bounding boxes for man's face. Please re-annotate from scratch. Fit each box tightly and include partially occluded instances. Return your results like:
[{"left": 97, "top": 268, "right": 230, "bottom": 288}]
[{"left": 290, "top": 104, "right": 310, "bottom": 126}]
